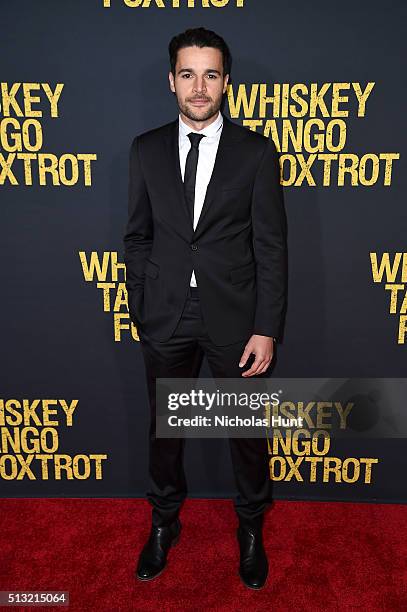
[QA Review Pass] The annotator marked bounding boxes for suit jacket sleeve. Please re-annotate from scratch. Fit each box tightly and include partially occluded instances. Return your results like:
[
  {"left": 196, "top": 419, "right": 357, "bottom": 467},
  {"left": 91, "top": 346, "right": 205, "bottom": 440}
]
[
  {"left": 251, "top": 136, "right": 288, "bottom": 340},
  {"left": 123, "top": 136, "right": 153, "bottom": 320}
]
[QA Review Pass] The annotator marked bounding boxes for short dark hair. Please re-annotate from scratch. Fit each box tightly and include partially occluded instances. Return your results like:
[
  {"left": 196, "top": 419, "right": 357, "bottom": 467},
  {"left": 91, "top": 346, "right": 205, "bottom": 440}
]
[{"left": 168, "top": 27, "right": 232, "bottom": 77}]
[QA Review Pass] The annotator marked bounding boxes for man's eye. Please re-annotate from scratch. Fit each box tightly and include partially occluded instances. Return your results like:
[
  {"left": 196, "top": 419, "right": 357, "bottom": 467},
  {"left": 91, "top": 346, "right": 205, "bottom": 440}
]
[
  {"left": 181, "top": 74, "right": 191, "bottom": 78},
  {"left": 207, "top": 74, "right": 217, "bottom": 79}
]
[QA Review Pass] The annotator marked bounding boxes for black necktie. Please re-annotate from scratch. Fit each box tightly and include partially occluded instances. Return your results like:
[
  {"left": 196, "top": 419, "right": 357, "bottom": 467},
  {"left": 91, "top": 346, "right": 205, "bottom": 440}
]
[{"left": 184, "top": 132, "right": 205, "bottom": 226}]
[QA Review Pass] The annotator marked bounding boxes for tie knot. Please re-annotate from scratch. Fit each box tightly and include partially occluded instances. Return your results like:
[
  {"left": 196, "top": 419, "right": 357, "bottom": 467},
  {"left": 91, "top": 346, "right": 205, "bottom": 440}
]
[{"left": 187, "top": 132, "right": 205, "bottom": 149}]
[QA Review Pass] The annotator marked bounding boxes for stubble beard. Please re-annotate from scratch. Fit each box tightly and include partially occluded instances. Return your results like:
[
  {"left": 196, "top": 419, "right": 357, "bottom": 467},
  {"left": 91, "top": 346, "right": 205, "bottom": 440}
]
[{"left": 177, "top": 92, "right": 223, "bottom": 123}]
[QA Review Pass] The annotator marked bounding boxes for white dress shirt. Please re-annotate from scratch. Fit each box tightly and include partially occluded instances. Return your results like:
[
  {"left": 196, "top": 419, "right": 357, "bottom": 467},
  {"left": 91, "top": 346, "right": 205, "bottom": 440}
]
[{"left": 178, "top": 110, "right": 223, "bottom": 287}]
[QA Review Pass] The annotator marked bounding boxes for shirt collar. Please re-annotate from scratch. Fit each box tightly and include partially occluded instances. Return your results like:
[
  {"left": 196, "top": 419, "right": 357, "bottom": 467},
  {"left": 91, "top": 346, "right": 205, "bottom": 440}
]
[{"left": 179, "top": 110, "right": 223, "bottom": 139}]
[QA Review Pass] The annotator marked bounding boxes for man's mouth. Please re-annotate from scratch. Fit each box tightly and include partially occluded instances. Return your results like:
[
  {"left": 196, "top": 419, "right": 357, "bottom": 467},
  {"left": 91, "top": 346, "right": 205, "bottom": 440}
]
[{"left": 190, "top": 98, "right": 209, "bottom": 106}]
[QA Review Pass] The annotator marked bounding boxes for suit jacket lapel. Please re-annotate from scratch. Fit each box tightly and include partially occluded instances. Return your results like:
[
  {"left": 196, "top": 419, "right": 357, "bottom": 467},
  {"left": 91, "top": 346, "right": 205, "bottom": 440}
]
[
  {"left": 165, "top": 119, "right": 193, "bottom": 231},
  {"left": 193, "top": 115, "right": 238, "bottom": 238},
  {"left": 164, "top": 115, "right": 242, "bottom": 239}
]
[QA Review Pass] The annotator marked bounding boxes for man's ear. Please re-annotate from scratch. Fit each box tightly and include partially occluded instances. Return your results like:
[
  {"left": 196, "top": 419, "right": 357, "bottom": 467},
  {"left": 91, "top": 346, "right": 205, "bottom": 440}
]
[
  {"left": 169, "top": 71, "right": 175, "bottom": 93},
  {"left": 223, "top": 73, "right": 230, "bottom": 94}
]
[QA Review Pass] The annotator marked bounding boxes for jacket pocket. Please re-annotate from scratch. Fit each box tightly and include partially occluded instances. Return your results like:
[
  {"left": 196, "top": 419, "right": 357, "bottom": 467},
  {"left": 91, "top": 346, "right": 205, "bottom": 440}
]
[
  {"left": 221, "top": 182, "right": 251, "bottom": 192},
  {"left": 144, "top": 259, "right": 159, "bottom": 279},
  {"left": 230, "top": 261, "right": 256, "bottom": 284}
]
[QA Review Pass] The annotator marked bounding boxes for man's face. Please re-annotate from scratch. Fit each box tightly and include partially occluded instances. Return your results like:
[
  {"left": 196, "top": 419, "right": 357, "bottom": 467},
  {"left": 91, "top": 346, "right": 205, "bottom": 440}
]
[{"left": 169, "top": 45, "right": 229, "bottom": 123}]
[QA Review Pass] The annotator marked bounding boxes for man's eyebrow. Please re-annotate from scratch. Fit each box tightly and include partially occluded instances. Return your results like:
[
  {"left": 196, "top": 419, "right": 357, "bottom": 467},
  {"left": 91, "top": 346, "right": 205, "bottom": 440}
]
[{"left": 177, "top": 68, "right": 222, "bottom": 75}]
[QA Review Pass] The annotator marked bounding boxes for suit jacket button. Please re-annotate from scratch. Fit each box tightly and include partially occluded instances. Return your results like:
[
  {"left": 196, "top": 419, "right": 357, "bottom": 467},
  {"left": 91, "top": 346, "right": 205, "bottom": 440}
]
[{"left": 191, "top": 244, "right": 198, "bottom": 251}]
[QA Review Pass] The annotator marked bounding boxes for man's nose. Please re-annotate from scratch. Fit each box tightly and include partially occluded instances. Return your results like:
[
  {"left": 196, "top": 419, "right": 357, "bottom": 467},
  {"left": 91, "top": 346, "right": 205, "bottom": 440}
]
[{"left": 193, "top": 77, "right": 207, "bottom": 93}]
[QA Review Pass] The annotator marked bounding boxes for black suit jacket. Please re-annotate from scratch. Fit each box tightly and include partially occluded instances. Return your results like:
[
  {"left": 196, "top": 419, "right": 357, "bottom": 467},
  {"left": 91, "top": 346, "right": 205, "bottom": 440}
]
[{"left": 123, "top": 115, "right": 288, "bottom": 346}]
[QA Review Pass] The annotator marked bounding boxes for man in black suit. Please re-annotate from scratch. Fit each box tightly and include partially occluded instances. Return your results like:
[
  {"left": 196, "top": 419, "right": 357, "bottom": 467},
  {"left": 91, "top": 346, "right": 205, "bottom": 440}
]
[{"left": 123, "top": 27, "right": 287, "bottom": 589}]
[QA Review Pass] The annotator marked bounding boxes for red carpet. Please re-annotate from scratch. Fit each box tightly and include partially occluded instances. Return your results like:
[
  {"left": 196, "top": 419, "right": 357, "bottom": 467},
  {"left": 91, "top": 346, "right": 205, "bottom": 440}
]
[{"left": 0, "top": 498, "right": 406, "bottom": 611}]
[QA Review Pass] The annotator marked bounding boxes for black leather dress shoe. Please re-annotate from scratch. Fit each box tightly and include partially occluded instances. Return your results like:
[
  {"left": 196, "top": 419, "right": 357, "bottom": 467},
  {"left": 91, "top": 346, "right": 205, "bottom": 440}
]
[
  {"left": 237, "top": 525, "right": 268, "bottom": 589},
  {"left": 136, "top": 518, "right": 181, "bottom": 581}
]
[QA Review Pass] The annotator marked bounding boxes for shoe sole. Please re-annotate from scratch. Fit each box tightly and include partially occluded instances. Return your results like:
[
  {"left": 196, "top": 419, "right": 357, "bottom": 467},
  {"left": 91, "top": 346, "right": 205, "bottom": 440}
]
[
  {"left": 238, "top": 570, "right": 268, "bottom": 590},
  {"left": 135, "top": 532, "right": 181, "bottom": 581}
]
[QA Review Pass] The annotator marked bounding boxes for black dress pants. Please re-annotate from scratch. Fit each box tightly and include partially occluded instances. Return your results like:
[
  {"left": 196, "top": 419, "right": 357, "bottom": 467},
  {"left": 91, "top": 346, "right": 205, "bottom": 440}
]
[{"left": 138, "top": 285, "right": 272, "bottom": 529}]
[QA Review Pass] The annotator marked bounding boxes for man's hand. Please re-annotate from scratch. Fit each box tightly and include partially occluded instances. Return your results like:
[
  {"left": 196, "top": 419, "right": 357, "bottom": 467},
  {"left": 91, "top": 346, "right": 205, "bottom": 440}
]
[{"left": 239, "top": 334, "right": 274, "bottom": 377}]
